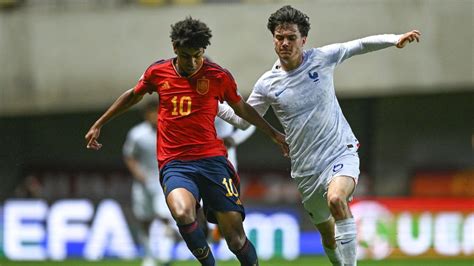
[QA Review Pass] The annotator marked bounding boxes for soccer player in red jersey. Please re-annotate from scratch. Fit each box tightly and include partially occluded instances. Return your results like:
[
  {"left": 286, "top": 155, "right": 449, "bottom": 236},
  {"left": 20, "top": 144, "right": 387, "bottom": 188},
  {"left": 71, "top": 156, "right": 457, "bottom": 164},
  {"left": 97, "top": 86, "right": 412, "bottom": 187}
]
[{"left": 85, "top": 17, "right": 288, "bottom": 266}]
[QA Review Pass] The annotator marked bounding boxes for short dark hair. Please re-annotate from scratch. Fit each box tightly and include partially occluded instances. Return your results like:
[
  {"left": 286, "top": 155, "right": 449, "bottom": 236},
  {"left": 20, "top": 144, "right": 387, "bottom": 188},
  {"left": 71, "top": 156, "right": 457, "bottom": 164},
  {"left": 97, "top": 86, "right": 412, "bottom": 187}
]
[
  {"left": 267, "top": 5, "right": 311, "bottom": 37},
  {"left": 170, "top": 17, "right": 212, "bottom": 49}
]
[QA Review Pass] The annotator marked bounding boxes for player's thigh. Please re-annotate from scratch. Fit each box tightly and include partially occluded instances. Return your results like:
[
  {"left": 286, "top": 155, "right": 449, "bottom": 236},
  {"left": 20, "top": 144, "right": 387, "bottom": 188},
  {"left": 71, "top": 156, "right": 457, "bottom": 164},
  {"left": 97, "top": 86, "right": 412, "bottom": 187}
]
[
  {"left": 296, "top": 173, "right": 332, "bottom": 225},
  {"left": 327, "top": 153, "right": 360, "bottom": 200},
  {"left": 167, "top": 188, "right": 198, "bottom": 223},
  {"left": 160, "top": 162, "right": 201, "bottom": 222},
  {"left": 132, "top": 181, "right": 155, "bottom": 221},
  {"left": 196, "top": 156, "right": 245, "bottom": 224},
  {"left": 327, "top": 175, "right": 356, "bottom": 200}
]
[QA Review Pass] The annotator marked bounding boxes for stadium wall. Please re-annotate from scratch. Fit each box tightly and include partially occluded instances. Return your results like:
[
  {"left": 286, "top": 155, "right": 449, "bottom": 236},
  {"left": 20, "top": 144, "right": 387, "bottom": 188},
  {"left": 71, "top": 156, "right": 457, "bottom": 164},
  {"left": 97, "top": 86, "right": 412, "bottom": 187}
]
[
  {"left": 0, "top": 0, "right": 473, "bottom": 115},
  {"left": 0, "top": 92, "right": 472, "bottom": 199}
]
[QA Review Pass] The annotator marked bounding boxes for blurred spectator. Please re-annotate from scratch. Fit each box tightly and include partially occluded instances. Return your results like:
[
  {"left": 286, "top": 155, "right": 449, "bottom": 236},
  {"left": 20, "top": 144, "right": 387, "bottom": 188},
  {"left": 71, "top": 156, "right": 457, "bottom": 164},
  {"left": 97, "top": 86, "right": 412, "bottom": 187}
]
[
  {"left": 123, "top": 100, "right": 175, "bottom": 266},
  {"left": 14, "top": 174, "right": 43, "bottom": 198}
]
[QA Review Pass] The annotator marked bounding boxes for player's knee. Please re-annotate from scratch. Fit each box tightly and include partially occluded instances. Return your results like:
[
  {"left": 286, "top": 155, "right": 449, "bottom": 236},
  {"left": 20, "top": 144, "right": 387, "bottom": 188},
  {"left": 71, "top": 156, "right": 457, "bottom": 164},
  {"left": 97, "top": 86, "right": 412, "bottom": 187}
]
[
  {"left": 328, "top": 193, "right": 346, "bottom": 211},
  {"left": 226, "top": 233, "right": 247, "bottom": 251},
  {"left": 170, "top": 205, "right": 195, "bottom": 224}
]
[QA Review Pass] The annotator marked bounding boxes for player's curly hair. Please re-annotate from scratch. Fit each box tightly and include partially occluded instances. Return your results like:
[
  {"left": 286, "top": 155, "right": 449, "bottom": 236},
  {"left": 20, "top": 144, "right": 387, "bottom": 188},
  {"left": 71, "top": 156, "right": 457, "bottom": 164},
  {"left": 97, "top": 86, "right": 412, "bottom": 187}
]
[
  {"left": 267, "top": 5, "right": 311, "bottom": 37},
  {"left": 170, "top": 17, "right": 212, "bottom": 49}
]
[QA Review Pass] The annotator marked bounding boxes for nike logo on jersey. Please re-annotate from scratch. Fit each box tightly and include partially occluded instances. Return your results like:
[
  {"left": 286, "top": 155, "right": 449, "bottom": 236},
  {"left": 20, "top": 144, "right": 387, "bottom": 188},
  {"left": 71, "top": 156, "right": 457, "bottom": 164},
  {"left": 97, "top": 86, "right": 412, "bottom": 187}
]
[
  {"left": 308, "top": 71, "right": 319, "bottom": 82},
  {"left": 341, "top": 239, "right": 354, "bottom": 245},
  {"left": 275, "top": 88, "right": 287, "bottom": 97},
  {"left": 333, "top": 163, "right": 343, "bottom": 172}
]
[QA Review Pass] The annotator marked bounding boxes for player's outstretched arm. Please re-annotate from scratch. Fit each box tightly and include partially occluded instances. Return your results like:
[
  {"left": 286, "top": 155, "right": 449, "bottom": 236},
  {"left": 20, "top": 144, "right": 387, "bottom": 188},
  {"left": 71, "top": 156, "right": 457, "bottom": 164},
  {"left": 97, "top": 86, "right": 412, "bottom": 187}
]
[
  {"left": 396, "top": 30, "right": 421, "bottom": 48},
  {"left": 228, "top": 99, "right": 289, "bottom": 157},
  {"left": 217, "top": 102, "right": 252, "bottom": 130},
  {"left": 85, "top": 88, "right": 143, "bottom": 150}
]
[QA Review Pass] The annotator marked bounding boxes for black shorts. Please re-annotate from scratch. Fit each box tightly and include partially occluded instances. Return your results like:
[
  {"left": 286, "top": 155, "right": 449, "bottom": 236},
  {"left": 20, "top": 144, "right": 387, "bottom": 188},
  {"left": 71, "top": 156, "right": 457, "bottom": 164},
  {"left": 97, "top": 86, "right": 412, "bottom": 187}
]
[{"left": 160, "top": 156, "right": 245, "bottom": 224}]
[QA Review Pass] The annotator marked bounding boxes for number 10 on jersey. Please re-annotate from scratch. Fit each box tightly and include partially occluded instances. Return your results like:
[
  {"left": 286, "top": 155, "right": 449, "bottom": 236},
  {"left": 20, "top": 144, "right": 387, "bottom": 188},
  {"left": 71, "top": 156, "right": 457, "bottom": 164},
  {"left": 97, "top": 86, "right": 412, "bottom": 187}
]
[{"left": 171, "top": 96, "right": 192, "bottom": 116}]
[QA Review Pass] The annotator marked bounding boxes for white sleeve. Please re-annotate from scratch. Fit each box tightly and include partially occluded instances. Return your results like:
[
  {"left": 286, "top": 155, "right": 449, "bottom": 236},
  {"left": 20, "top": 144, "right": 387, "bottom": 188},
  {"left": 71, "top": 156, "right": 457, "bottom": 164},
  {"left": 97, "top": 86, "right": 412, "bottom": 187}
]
[
  {"left": 217, "top": 103, "right": 251, "bottom": 130},
  {"left": 246, "top": 82, "right": 271, "bottom": 116},
  {"left": 217, "top": 81, "right": 271, "bottom": 130},
  {"left": 321, "top": 34, "right": 401, "bottom": 65},
  {"left": 229, "top": 125, "right": 256, "bottom": 146}
]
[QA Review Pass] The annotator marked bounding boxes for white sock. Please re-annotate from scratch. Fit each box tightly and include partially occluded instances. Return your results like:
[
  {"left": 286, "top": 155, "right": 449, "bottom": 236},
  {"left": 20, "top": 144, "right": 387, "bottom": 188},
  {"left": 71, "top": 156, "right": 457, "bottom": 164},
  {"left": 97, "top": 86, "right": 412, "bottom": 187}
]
[
  {"left": 138, "top": 232, "right": 153, "bottom": 259},
  {"left": 323, "top": 245, "right": 343, "bottom": 266},
  {"left": 335, "top": 218, "right": 357, "bottom": 266}
]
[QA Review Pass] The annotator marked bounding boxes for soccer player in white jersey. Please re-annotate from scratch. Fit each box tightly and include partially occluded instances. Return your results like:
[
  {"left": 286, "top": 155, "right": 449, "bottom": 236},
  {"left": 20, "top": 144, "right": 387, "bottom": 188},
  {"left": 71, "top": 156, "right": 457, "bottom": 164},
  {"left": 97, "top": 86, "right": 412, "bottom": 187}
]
[
  {"left": 223, "top": 5, "right": 420, "bottom": 266},
  {"left": 123, "top": 100, "right": 175, "bottom": 266}
]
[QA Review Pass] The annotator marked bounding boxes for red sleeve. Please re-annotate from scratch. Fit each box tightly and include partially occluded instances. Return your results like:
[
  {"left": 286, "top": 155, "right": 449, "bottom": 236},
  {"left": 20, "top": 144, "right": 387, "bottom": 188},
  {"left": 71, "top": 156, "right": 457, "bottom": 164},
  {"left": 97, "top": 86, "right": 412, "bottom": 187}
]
[
  {"left": 133, "top": 67, "right": 154, "bottom": 95},
  {"left": 221, "top": 70, "right": 242, "bottom": 104}
]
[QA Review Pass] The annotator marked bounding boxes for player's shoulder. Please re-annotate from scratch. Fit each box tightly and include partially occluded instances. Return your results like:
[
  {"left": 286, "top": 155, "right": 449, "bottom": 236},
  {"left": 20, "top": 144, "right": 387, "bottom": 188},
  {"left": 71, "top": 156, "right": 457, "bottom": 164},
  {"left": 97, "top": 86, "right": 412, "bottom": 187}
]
[
  {"left": 145, "top": 58, "right": 173, "bottom": 72},
  {"left": 313, "top": 43, "right": 342, "bottom": 57},
  {"left": 251, "top": 69, "right": 275, "bottom": 93},
  {"left": 203, "top": 59, "right": 234, "bottom": 78},
  {"left": 304, "top": 47, "right": 326, "bottom": 59}
]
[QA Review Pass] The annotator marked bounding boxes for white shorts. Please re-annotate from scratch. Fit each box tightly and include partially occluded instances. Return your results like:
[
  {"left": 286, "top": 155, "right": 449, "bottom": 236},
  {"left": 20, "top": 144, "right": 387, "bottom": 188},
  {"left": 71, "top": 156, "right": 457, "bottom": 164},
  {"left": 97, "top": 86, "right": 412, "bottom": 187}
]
[
  {"left": 295, "top": 152, "right": 360, "bottom": 225},
  {"left": 132, "top": 180, "right": 171, "bottom": 221}
]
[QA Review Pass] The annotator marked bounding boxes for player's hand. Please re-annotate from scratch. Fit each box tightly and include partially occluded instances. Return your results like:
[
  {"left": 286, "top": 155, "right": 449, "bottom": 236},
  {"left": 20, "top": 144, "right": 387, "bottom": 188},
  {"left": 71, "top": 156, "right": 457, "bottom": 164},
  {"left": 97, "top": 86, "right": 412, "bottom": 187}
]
[
  {"left": 85, "top": 126, "right": 103, "bottom": 150},
  {"left": 273, "top": 131, "right": 289, "bottom": 157},
  {"left": 396, "top": 30, "right": 421, "bottom": 48}
]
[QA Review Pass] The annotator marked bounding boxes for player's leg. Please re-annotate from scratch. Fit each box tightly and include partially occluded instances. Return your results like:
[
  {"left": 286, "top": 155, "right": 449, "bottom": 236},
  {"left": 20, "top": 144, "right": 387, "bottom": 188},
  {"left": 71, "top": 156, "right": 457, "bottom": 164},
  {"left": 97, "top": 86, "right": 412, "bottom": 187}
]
[
  {"left": 296, "top": 175, "right": 343, "bottom": 266},
  {"left": 315, "top": 217, "right": 343, "bottom": 266},
  {"left": 168, "top": 188, "right": 216, "bottom": 266},
  {"left": 215, "top": 211, "right": 258, "bottom": 266},
  {"left": 153, "top": 186, "right": 177, "bottom": 266},
  {"left": 327, "top": 154, "right": 360, "bottom": 266},
  {"left": 197, "top": 156, "right": 258, "bottom": 266},
  {"left": 327, "top": 175, "right": 355, "bottom": 220},
  {"left": 161, "top": 163, "right": 216, "bottom": 266},
  {"left": 132, "top": 182, "right": 157, "bottom": 266}
]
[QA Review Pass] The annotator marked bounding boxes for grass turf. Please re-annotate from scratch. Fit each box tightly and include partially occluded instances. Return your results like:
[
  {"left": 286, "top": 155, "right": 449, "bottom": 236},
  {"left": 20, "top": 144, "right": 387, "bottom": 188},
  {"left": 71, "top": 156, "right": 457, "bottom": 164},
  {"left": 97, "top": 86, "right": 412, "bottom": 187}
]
[{"left": 0, "top": 257, "right": 473, "bottom": 266}]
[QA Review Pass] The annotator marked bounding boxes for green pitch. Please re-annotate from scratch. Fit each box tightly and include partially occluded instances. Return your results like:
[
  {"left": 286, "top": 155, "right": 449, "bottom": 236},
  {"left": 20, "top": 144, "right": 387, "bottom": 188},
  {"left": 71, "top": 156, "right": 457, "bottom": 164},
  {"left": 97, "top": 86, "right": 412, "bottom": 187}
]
[{"left": 1, "top": 257, "right": 473, "bottom": 266}]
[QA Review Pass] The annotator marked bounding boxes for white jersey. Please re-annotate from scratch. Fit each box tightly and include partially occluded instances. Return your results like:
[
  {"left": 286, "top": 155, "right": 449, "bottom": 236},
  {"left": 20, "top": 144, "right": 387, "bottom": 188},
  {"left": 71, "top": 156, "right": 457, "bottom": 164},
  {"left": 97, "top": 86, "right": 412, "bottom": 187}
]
[
  {"left": 123, "top": 122, "right": 160, "bottom": 190},
  {"left": 247, "top": 34, "right": 401, "bottom": 177}
]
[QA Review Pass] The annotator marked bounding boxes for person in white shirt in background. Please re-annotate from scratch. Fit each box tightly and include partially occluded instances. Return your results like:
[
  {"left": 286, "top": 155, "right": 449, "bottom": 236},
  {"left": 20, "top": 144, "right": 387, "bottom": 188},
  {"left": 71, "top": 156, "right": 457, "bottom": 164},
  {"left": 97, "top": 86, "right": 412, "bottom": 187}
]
[
  {"left": 123, "top": 100, "right": 174, "bottom": 266},
  {"left": 221, "top": 5, "right": 421, "bottom": 266}
]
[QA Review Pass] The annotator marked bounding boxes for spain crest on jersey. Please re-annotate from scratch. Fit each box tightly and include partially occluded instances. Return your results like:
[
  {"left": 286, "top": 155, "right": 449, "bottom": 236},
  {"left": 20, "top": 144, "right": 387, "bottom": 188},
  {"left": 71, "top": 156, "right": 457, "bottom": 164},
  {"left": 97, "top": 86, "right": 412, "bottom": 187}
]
[
  {"left": 160, "top": 81, "right": 170, "bottom": 90},
  {"left": 196, "top": 78, "right": 209, "bottom": 95}
]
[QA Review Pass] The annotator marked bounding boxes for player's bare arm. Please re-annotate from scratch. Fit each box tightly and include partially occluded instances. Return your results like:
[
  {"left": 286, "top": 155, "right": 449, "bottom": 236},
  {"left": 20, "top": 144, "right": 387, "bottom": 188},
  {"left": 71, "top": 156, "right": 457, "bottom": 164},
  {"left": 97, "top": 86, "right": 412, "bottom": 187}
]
[
  {"left": 396, "top": 30, "right": 421, "bottom": 48},
  {"left": 217, "top": 102, "right": 251, "bottom": 130},
  {"left": 85, "top": 88, "right": 143, "bottom": 150},
  {"left": 228, "top": 99, "right": 289, "bottom": 157}
]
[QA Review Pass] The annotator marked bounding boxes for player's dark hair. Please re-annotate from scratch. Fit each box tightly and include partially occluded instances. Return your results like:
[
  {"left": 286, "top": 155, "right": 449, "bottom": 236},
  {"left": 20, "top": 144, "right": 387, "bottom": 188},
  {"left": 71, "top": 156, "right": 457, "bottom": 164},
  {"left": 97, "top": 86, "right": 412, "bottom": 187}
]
[
  {"left": 267, "top": 5, "right": 311, "bottom": 37},
  {"left": 142, "top": 99, "right": 157, "bottom": 114},
  {"left": 170, "top": 17, "right": 212, "bottom": 49}
]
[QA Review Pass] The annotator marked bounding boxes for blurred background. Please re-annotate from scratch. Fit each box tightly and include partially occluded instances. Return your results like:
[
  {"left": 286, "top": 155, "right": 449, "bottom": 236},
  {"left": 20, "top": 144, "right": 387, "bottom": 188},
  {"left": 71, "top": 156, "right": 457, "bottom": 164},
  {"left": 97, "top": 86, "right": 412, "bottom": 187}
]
[{"left": 0, "top": 0, "right": 472, "bottom": 264}]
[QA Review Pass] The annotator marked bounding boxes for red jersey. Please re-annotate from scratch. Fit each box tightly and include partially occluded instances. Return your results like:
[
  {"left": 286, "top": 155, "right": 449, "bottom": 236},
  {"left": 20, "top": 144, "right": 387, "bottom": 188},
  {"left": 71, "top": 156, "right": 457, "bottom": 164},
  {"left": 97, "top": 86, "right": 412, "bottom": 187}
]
[{"left": 134, "top": 58, "right": 242, "bottom": 168}]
